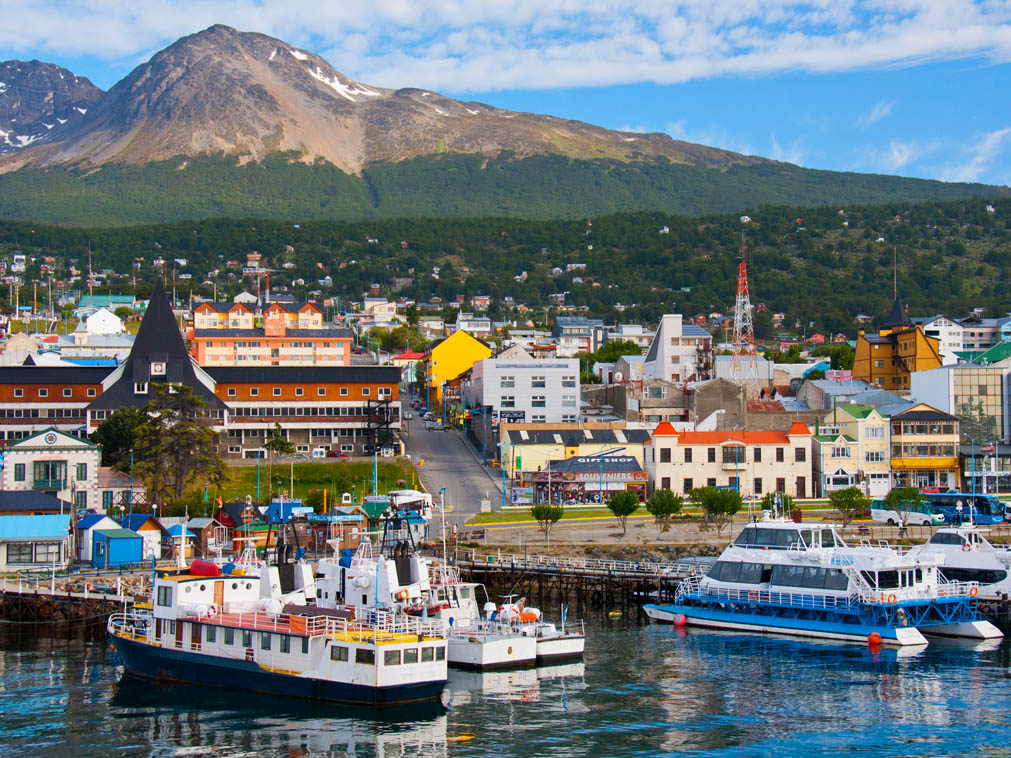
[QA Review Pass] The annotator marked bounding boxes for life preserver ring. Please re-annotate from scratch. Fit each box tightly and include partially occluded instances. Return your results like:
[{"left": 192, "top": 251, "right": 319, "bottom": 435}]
[
  {"left": 886, "top": 593, "right": 897, "bottom": 605},
  {"left": 398, "top": 589, "right": 409, "bottom": 601},
  {"left": 970, "top": 586, "right": 979, "bottom": 597},
  {"left": 748, "top": 590, "right": 759, "bottom": 601},
  {"left": 962, "top": 543, "right": 972, "bottom": 552}
]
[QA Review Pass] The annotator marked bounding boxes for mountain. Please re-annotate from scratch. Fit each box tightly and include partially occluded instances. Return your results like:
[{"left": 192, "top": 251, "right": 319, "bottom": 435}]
[
  {"left": 0, "top": 25, "right": 1005, "bottom": 226},
  {"left": 0, "top": 24, "right": 753, "bottom": 173},
  {"left": 0, "top": 60, "right": 103, "bottom": 153}
]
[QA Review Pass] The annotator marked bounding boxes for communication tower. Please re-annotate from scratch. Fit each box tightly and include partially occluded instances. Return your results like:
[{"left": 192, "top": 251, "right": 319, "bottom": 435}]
[{"left": 731, "top": 234, "right": 758, "bottom": 384}]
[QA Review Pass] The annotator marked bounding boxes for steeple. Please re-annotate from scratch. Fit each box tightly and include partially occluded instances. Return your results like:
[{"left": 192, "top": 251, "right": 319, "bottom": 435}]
[{"left": 885, "top": 246, "right": 911, "bottom": 328}]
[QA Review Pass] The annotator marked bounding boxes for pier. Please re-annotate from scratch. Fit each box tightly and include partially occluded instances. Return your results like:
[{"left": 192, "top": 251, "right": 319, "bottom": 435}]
[{"left": 0, "top": 575, "right": 137, "bottom": 627}]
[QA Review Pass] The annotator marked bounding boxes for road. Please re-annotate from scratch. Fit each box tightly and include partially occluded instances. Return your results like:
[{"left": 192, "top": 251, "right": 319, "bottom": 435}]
[{"left": 400, "top": 412, "right": 503, "bottom": 525}]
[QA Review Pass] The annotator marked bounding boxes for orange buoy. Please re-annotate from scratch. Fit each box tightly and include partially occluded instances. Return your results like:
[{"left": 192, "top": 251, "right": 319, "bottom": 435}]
[
  {"left": 674, "top": 613, "right": 687, "bottom": 627},
  {"left": 868, "top": 632, "right": 882, "bottom": 646}
]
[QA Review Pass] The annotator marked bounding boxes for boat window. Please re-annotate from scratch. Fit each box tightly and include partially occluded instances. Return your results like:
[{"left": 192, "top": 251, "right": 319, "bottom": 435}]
[
  {"left": 421, "top": 646, "right": 435, "bottom": 662},
  {"left": 801, "top": 567, "right": 825, "bottom": 589},
  {"left": 800, "top": 530, "right": 814, "bottom": 547},
  {"left": 404, "top": 648, "right": 419, "bottom": 664},
  {"left": 717, "top": 562, "right": 742, "bottom": 582},
  {"left": 330, "top": 645, "right": 349, "bottom": 661},
  {"left": 224, "top": 628, "right": 234, "bottom": 645},
  {"left": 242, "top": 630, "right": 252, "bottom": 648},
  {"left": 302, "top": 637, "right": 309, "bottom": 654},
  {"left": 761, "top": 565, "right": 774, "bottom": 583},
  {"left": 356, "top": 648, "right": 375, "bottom": 665},
  {"left": 386, "top": 651, "right": 403, "bottom": 667},
  {"left": 876, "top": 571, "right": 899, "bottom": 590},
  {"left": 942, "top": 568, "right": 1008, "bottom": 585},
  {"left": 821, "top": 530, "right": 836, "bottom": 547},
  {"left": 775, "top": 530, "right": 800, "bottom": 548},
  {"left": 436, "top": 646, "right": 446, "bottom": 661},
  {"left": 915, "top": 568, "right": 923, "bottom": 583},
  {"left": 824, "top": 570, "right": 849, "bottom": 591},
  {"left": 280, "top": 635, "right": 291, "bottom": 654},
  {"left": 205, "top": 625, "right": 216, "bottom": 643},
  {"left": 753, "top": 529, "right": 779, "bottom": 547},
  {"left": 260, "top": 633, "right": 271, "bottom": 651},
  {"left": 460, "top": 587, "right": 471, "bottom": 600},
  {"left": 734, "top": 528, "right": 756, "bottom": 546},
  {"left": 737, "top": 563, "right": 764, "bottom": 584},
  {"left": 770, "top": 565, "right": 803, "bottom": 587}
]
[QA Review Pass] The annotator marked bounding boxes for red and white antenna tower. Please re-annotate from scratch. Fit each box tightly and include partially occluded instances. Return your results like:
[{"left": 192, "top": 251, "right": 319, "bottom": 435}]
[{"left": 731, "top": 234, "right": 758, "bottom": 384}]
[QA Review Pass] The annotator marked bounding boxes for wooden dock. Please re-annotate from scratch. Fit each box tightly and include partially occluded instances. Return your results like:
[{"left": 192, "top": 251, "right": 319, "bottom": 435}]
[{"left": 0, "top": 576, "right": 136, "bottom": 626}]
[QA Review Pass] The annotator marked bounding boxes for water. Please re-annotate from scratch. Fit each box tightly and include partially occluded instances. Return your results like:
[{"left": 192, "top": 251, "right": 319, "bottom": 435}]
[{"left": 3, "top": 620, "right": 1011, "bottom": 757}]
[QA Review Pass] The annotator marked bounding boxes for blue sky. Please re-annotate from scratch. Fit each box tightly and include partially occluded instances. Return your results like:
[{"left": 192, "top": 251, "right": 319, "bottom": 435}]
[{"left": 2, "top": 1, "right": 1010, "bottom": 186}]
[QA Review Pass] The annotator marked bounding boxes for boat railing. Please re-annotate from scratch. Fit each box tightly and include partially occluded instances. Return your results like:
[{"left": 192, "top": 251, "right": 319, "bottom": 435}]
[{"left": 682, "top": 582, "right": 859, "bottom": 610}]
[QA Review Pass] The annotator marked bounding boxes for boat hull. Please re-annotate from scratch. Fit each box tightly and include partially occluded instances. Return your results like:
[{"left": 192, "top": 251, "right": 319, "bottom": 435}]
[
  {"left": 535, "top": 635, "right": 585, "bottom": 663},
  {"left": 109, "top": 633, "right": 445, "bottom": 706},
  {"left": 447, "top": 634, "right": 537, "bottom": 670},
  {"left": 921, "top": 620, "right": 1003, "bottom": 639},
  {"left": 643, "top": 603, "right": 928, "bottom": 646}
]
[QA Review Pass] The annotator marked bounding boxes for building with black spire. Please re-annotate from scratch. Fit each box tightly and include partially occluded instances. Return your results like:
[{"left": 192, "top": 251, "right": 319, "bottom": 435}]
[{"left": 853, "top": 293, "right": 943, "bottom": 392}]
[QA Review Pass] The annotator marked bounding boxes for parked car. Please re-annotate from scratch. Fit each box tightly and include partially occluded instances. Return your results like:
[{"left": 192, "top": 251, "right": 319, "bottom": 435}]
[{"left": 325, "top": 450, "right": 348, "bottom": 458}]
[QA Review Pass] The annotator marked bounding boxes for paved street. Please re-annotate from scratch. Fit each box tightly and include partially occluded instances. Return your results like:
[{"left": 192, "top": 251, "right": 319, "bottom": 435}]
[{"left": 400, "top": 412, "right": 503, "bottom": 524}]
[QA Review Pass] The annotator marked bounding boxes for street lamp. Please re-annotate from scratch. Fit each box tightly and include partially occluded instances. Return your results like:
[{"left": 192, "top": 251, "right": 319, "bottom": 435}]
[{"left": 966, "top": 434, "right": 977, "bottom": 524}]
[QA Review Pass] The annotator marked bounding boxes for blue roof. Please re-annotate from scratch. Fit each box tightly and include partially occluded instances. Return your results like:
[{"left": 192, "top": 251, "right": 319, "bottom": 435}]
[
  {"left": 0, "top": 514, "right": 71, "bottom": 540},
  {"left": 77, "top": 513, "right": 116, "bottom": 530},
  {"left": 167, "top": 524, "right": 196, "bottom": 538},
  {"left": 121, "top": 514, "right": 160, "bottom": 531}
]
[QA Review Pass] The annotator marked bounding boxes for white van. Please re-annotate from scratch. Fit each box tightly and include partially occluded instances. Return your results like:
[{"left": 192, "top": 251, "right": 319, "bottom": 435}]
[{"left": 311, "top": 447, "right": 328, "bottom": 458}]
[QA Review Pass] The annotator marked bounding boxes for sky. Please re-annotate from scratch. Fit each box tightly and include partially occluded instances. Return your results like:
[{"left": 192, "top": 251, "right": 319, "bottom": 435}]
[{"left": 2, "top": 1, "right": 1011, "bottom": 186}]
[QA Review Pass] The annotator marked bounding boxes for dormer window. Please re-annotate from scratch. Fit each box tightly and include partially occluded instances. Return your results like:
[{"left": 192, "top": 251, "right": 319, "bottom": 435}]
[{"left": 135, "top": 382, "right": 149, "bottom": 394}]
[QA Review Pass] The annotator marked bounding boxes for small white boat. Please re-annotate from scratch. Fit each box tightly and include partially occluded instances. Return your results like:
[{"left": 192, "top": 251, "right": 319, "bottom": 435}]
[{"left": 906, "top": 525, "right": 1011, "bottom": 598}]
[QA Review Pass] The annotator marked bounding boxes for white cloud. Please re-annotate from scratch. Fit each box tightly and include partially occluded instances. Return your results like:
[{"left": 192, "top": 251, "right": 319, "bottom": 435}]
[
  {"left": 770, "top": 135, "right": 804, "bottom": 165},
  {"left": 940, "top": 127, "right": 1011, "bottom": 182},
  {"left": 864, "top": 139, "right": 941, "bottom": 172},
  {"left": 857, "top": 99, "right": 895, "bottom": 128},
  {"left": 1, "top": 2, "right": 1011, "bottom": 93}
]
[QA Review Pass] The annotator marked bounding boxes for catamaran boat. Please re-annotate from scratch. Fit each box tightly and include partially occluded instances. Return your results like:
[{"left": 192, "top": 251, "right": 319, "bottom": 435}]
[
  {"left": 643, "top": 515, "right": 1002, "bottom": 646},
  {"left": 315, "top": 516, "right": 538, "bottom": 670},
  {"left": 906, "top": 525, "right": 1011, "bottom": 598},
  {"left": 108, "top": 550, "right": 448, "bottom": 705}
]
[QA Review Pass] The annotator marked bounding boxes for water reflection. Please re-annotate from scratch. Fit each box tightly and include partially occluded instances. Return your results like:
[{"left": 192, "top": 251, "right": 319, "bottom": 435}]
[{"left": 2, "top": 621, "right": 1011, "bottom": 757}]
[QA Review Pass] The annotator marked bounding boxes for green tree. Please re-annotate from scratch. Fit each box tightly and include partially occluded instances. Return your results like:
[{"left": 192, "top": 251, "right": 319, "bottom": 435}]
[
  {"left": 883, "top": 487, "right": 925, "bottom": 517},
  {"left": 828, "top": 486, "right": 870, "bottom": 528},
  {"left": 114, "top": 306, "right": 133, "bottom": 319},
  {"left": 646, "top": 490, "right": 683, "bottom": 532},
  {"left": 265, "top": 422, "right": 295, "bottom": 497},
  {"left": 90, "top": 406, "right": 147, "bottom": 470},
  {"left": 607, "top": 490, "right": 641, "bottom": 537},
  {"left": 530, "top": 503, "right": 564, "bottom": 542},
  {"left": 692, "top": 487, "right": 743, "bottom": 537},
  {"left": 133, "top": 384, "right": 221, "bottom": 504}
]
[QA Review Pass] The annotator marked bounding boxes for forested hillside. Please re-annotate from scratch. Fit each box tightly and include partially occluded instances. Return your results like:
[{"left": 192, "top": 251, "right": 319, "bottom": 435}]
[
  {"left": 0, "top": 152, "right": 1003, "bottom": 227},
  {"left": 1, "top": 197, "right": 1009, "bottom": 337}
]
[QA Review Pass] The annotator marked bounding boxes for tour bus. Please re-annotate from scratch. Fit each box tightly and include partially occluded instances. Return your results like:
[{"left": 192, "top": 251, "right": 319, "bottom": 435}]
[
  {"left": 921, "top": 491, "right": 1005, "bottom": 525},
  {"left": 870, "top": 499, "right": 945, "bottom": 526}
]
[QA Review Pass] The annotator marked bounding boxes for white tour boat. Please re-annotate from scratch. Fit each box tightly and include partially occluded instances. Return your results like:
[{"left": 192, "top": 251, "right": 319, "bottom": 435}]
[{"left": 906, "top": 525, "right": 1011, "bottom": 598}]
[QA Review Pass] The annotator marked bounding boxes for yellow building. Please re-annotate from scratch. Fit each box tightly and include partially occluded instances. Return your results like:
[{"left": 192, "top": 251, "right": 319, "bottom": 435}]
[
  {"left": 853, "top": 297, "right": 942, "bottom": 391},
  {"left": 499, "top": 423, "right": 651, "bottom": 481},
  {"left": 422, "top": 331, "right": 491, "bottom": 404},
  {"left": 818, "top": 404, "right": 893, "bottom": 497},
  {"left": 889, "top": 403, "right": 960, "bottom": 490}
]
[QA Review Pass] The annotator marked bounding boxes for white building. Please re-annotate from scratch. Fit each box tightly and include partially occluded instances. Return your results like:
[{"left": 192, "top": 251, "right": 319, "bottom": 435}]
[
  {"left": 465, "top": 351, "right": 580, "bottom": 424},
  {"left": 84, "top": 308, "right": 125, "bottom": 335},
  {"left": 910, "top": 315, "right": 964, "bottom": 364},
  {"left": 910, "top": 364, "right": 1010, "bottom": 440},
  {"left": 551, "top": 316, "right": 605, "bottom": 357},
  {"left": 642, "top": 314, "right": 714, "bottom": 384},
  {"left": 0, "top": 428, "right": 102, "bottom": 512},
  {"left": 606, "top": 324, "right": 655, "bottom": 348},
  {"left": 453, "top": 312, "right": 493, "bottom": 339}
]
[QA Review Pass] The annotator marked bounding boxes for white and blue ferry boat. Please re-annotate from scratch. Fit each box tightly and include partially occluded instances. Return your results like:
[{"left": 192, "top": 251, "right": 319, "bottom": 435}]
[{"left": 644, "top": 516, "right": 1002, "bottom": 646}]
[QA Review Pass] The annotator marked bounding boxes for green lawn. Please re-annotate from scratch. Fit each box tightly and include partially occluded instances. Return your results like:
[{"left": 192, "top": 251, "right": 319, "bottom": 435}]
[{"left": 204, "top": 459, "right": 418, "bottom": 505}]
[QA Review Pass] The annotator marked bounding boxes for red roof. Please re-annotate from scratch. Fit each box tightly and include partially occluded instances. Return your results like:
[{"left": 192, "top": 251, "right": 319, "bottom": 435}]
[
  {"left": 395, "top": 351, "right": 425, "bottom": 360},
  {"left": 673, "top": 431, "right": 794, "bottom": 445},
  {"left": 788, "top": 420, "right": 812, "bottom": 435},
  {"left": 651, "top": 421, "right": 679, "bottom": 437}
]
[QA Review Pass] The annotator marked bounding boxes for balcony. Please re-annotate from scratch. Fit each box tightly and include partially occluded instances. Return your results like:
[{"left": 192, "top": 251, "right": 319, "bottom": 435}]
[{"left": 34, "top": 478, "right": 66, "bottom": 491}]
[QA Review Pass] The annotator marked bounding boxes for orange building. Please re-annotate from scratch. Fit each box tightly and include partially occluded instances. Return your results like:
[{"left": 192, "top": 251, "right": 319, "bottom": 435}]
[{"left": 853, "top": 297, "right": 943, "bottom": 392}]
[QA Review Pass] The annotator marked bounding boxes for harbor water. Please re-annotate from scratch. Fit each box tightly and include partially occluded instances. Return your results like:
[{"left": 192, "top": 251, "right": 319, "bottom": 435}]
[{"left": 2, "top": 618, "right": 1011, "bottom": 757}]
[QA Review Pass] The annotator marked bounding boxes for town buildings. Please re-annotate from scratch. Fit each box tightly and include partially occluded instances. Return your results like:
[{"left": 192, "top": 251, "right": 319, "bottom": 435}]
[
  {"left": 853, "top": 296, "right": 943, "bottom": 391},
  {"left": 816, "top": 404, "right": 893, "bottom": 497},
  {"left": 910, "top": 364, "right": 1008, "bottom": 441},
  {"left": 642, "top": 314, "right": 714, "bottom": 384},
  {"left": 888, "top": 403, "right": 960, "bottom": 490},
  {"left": 0, "top": 428, "right": 101, "bottom": 511},
  {"left": 422, "top": 330, "right": 492, "bottom": 405},
  {"left": 646, "top": 420, "right": 815, "bottom": 498},
  {"left": 551, "top": 316, "right": 605, "bottom": 357},
  {"left": 0, "top": 514, "right": 72, "bottom": 570},
  {"left": 463, "top": 350, "right": 580, "bottom": 424},
  {"left": 499, "top": 423, "right": 651, "bottom": 482}
]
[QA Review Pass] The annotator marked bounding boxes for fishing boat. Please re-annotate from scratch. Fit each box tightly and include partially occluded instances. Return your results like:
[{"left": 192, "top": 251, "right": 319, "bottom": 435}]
[
  {"left": 108, "top": 528, "right": 448, "bottom": 705},
  {"left": 492, "top": 593, "right": 586, "bottom": 664},
  {"left": 315, "top": 515, "right": 538, "bottom": 670},
  {"left": 906, "top": 525, "right": 1011, "bottom": 598},
  {"left": 644, "top": 516, "right": 1002, "bottom": 646}
]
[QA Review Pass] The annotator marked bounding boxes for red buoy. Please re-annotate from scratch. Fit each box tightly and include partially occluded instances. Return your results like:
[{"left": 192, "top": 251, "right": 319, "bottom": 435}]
[
  {"left": 867, "top": 632, "right": 882, "bottom": 646},
  {"left": 189, "top": 559, "right": 221, "bottom": 577},
  {"left": 674, "top": 614, "right": 687, "bottom": 627}
]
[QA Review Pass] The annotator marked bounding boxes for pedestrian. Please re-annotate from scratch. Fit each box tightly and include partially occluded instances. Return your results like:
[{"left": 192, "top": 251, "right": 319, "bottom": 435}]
[{"left": 897, "top": 517, "right": 906, "bottom": 538}]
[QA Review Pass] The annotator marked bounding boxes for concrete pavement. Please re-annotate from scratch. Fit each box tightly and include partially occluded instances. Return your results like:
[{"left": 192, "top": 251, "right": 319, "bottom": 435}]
[{"left": 401, "top": 412, "right": 503, "bottom": 525}]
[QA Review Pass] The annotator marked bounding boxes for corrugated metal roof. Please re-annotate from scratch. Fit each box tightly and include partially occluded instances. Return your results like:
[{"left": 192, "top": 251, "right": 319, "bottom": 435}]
[
  {"left": 95, "top": 528, "right": 142, "bottom": 540},
  {"left": 0, "top": 514, "right": 71, "bottom": 540},
  {"left": 0, "top": 492, "right": 73, "bottom": 513}
]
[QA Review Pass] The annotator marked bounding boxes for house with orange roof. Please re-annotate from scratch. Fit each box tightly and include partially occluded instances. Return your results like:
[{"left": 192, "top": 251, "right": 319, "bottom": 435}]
[{"left": 646, "top": 419, "right": 815, "bottom": 499}]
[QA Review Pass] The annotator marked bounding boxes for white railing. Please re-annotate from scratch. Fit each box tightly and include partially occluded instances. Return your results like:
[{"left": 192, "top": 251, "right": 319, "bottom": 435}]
[{"left": 464, "top": 552, "right": 710, "bottom": 578}]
